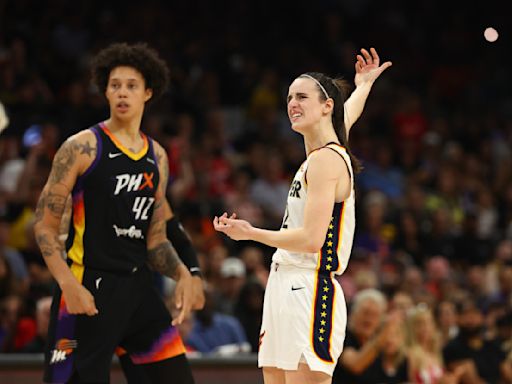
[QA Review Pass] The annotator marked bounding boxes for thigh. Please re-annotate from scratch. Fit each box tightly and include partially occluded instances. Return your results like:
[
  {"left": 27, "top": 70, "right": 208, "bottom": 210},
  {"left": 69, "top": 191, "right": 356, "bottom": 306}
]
[
  {"left": 121, "top": 284, "right": 186, "bottom": 364},
  {"left": 285, "top": 363, "right": 331, "bottom": 384},
  {"left": 142, "top": 353, "right": 194, "bottom": 384},
  {"left": 44, "top": 269, "right": 126, "bottom": 384},
  {"left": 263, "top": 366, "right": 285, "bottom": 384}
]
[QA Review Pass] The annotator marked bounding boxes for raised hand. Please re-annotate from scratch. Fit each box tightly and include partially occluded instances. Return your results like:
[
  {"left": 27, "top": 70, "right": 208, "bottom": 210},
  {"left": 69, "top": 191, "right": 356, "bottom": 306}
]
[
  {"left": 213, "top": 212, "right": 253, "bottom": 241},
  {"left": 354, "top": 47, "right": 392, "bottom": 87}
]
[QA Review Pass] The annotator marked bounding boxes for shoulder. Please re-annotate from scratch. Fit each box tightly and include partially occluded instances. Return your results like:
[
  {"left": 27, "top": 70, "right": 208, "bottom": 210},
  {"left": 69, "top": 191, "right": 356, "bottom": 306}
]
[
  {"left": 54, "top": 129, "right": 98, "bottom": 175},
  {"left": 151, "top": 139, "right": 168, "bottom": 164},
  {"left": 59, "top": 129, "right": 98, "bottom": 153},
  {"left": 307, "top": 147, "right": 350, "bottom": 179}
]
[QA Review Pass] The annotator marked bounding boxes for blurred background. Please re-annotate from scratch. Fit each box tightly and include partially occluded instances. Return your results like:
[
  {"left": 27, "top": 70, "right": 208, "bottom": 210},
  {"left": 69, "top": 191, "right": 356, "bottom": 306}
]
[{"left": 1, "top": 0, "right": 512, "bottom": 383}]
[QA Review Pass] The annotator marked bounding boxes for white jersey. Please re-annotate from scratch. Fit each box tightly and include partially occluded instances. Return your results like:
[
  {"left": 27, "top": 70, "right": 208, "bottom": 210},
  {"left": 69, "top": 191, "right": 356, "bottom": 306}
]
[{"left": 272, "top": 143, "right": 355, "bottom": 275}]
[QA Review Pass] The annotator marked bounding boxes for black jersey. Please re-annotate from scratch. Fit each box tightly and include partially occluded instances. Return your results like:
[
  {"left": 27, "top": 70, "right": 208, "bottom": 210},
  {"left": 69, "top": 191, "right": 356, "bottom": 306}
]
[{"left": 65, "top": 123, "right": 160, "bottom": 273}]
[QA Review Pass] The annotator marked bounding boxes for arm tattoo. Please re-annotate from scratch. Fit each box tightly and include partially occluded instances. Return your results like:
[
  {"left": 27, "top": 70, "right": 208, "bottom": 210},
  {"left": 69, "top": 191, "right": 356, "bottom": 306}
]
[
  {"left": 48, "top": 139, "right": 77, "bottom": 185},
  {"left": 77, "top": 141, "right": 96, "bottom": 157},
  {"left": 34, "top": 192, "right": 46, "bottom": 225},
  {"left": 34, "top": 189, "right": 69, "bottom": 225},
  {"left": 35, "top": 233, "right": 63, "bottom": 258},
  {"left": 46, "top": 191, "right": 68, "bottom": 218},
  {"left": 147, "top": 241, "right": 183, "bottom": 279},
  {"left": 156, "top": 147, "right": 169, "bottom": 189}
]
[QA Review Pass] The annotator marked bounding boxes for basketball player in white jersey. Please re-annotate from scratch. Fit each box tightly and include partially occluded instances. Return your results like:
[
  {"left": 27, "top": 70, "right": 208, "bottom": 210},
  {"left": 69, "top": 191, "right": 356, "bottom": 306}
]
[{"left": 214, "top": 48, "right": 391, "bottom": 384}]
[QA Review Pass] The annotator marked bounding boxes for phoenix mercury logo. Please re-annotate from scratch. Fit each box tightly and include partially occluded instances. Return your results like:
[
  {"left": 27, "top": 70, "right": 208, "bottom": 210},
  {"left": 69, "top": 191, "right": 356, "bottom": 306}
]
[
  {"left": 49, "top": 339, "right": 77, "bottom": 364},
  {"left": 113, "top": 172, "right": 154, "bottom": 195}
]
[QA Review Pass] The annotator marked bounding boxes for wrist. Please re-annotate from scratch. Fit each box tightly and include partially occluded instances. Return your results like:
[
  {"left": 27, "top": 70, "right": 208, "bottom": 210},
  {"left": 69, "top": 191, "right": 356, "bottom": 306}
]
[
  {"left": 176, "top": 264, "right": 191, "bottom": 280},
  {"left": 189, "top": 267, "right": 203, "bottom": 278},
  {"left": 356, "top": 81, "right": 374, "bottom": 90},
  {"left": 58, "top": 275, "right": 78, "bottom": 290}
]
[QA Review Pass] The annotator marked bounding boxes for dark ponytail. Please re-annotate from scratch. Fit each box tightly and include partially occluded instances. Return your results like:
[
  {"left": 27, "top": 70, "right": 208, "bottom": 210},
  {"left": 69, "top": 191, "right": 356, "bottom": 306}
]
[{"left": 300, "top": 72, "right": 362, "bottom": 173}]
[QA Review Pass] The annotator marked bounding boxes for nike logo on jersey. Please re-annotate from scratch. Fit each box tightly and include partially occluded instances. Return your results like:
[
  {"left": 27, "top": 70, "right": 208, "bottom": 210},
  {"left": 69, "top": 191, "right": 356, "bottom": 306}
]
[
  {"left": 95, "top": 277, "right": 102, "bottom": 290},
  {"left": 109, "top": 152, "right": 123, "bottom": 159},
  {"left": 291, "top": 286, "right": 305, "bottom": 291},
  {"left": 146, "top": 157, "right": 155, "bottom": 165}
]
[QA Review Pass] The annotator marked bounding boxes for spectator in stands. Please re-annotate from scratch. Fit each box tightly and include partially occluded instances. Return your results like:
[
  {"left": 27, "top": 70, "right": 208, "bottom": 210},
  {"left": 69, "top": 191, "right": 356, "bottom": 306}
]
[
  {"left": 333, "top": 289, "right": 401, "bottom": 383},
  {"left": 186, "top": 289, "right": 250, "bottom": 354},
  {"left": 21, "top": 295, "right": 51, "bottom": 353},
  {"left": 443, "top": 299, "right": 507, "bottom": 383}
]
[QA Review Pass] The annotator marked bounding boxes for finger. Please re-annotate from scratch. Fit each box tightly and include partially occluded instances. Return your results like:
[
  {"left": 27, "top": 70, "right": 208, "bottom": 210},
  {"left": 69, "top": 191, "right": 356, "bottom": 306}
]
[
  {"left": 86, "top": 305, "right": 98, "bottom": 316},
  {"left": 377, "top": 61, "right": 393, "bottom": 75},
  {"left": 370, "top": 47, "right": 380, "bottom": 66},
  {"left": 381, "top": 61, "right": 392, "bottom": 71},
  {"left": 175, "top": 289, "right": 183, "bottom": 309},
  {"left": 361, "top": 48, "right": 372, "bottom": 64},
  {"left": 172, "top": 308, "right": 185, "bottom": 326},
  {"left": 230, "top": 213, "right": 237, "bottom": 219},
  {"left": 356, "top": 54, "right": 366, "bottom": 66},
  {"left": 355, "top": 61, "right": 362, "bottom": 73},
  {"left": 219, "top": 216, "right": 232, "bottom": 225},
  {"left": 221, "top": 218, "right": 237, "bottom": 225}
]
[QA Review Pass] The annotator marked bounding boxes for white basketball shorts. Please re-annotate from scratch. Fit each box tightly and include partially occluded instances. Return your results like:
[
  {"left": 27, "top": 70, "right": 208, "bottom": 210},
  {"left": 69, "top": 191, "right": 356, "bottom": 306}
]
[{"left": 258, "top": 262, "right": 347, "bottom": 376}]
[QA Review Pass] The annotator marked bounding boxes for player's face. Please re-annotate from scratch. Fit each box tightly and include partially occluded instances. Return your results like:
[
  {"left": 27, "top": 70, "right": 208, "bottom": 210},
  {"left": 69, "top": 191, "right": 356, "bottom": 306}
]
[
  {"left": 287, "top": 78, "right": 331, "bottom": 133},
  {"left": 105, "top": 66, "right": 153, "bottom": 121}
]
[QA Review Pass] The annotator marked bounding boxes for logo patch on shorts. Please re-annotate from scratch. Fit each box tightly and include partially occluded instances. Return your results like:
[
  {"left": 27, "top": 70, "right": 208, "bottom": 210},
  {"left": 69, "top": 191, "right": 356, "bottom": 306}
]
[{"left": 49, "top": 339, "right": 77, "bottom": 364}]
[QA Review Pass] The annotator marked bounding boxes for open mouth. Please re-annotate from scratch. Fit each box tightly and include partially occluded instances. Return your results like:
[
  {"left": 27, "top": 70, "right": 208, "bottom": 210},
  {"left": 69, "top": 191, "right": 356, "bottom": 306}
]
[{"left": 290, "top": 112, "right": 302, "bottom": 122}]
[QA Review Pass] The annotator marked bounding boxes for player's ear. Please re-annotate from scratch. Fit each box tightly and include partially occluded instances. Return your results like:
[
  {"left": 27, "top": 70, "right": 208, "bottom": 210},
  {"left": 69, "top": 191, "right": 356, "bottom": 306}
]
[
  {"left": 144, "top": 88, "right": 153, "bottom": 102},
  {"left": 322, "top": 98, "right": 334, "bottom": 115}
]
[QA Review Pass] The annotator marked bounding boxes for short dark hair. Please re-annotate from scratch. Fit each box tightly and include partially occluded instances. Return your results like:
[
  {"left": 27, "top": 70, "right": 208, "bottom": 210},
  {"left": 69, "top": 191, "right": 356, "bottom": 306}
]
[{"left": 91, "top": 42, "right": 170, "bottom": 101}]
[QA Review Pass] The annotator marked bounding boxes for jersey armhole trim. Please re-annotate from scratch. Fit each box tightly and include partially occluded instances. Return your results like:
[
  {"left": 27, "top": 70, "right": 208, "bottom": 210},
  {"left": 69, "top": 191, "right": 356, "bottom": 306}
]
[
  {"left": 75, "top": 127, "right": 102, "bottom": 190},
  {"left": 304, "top": 146, "right": 352, "bottom": 187}
]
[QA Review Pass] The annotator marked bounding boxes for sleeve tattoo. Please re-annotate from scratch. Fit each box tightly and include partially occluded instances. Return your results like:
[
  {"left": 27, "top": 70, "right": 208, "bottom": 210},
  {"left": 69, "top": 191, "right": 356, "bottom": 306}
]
[
  {"left": 34, "top": 138, "right": 93, "bottom": 259},
  {"left": 147, "top": 241, "right": 183, "bottom": 279}
]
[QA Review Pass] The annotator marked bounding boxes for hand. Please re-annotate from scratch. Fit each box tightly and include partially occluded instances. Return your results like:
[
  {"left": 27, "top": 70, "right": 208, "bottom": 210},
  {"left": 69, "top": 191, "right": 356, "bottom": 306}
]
[
  {"left": 376, "top": 310, "right": 403, "bottom": 347},
  {"left": 354, "top": 47, "right": 392, "bottom": 87},
  {"left": 213, "top": 212, "right": 253, "bottom": 241},
  {"left": 61, "top": 279, "right": 98, "bottom": 316},
  {"left": 172, "top": 266, "right": 194, "bottom": 325},
  {"left": 190, "top": 275, "right": 205, "bottom": 310}
]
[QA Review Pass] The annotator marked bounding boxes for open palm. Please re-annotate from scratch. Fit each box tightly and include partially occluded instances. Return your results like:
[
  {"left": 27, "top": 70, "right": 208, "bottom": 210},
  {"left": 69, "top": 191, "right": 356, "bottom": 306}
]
[{"left": 354, "top": 47, "right": 392, "bottom": 87}]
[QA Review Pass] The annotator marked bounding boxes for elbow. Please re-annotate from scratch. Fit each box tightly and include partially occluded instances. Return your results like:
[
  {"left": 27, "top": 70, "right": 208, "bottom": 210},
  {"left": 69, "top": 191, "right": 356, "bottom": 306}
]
[
  {"left": 304, "top": 238, "right": 324, "bottom": 254},
  {"left": 33, "top": 221, "right": 44, "bottom": 237}
]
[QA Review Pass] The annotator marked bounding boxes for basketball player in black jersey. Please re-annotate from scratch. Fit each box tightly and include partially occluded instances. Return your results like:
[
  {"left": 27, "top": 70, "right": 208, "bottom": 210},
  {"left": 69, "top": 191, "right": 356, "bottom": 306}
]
[{"left": 34, "top": 43, "right": 196, "bottom": 384}]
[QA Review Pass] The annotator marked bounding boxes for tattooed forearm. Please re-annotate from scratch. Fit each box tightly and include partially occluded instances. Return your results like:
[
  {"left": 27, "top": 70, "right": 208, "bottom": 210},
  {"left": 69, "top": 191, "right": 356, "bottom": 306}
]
[
  {"left": 35, "top": 233, "right": 63, "bottom": 258},
  {"left": 147, "top": 241, "right": 183, "bottom": 279},
  {"left": 59, "top": 196, "right": 72, "bottom": 238}
]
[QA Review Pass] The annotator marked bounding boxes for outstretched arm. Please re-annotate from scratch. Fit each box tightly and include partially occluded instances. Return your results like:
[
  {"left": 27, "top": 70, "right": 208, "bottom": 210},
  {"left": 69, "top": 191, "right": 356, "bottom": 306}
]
[{"left": 344, "top": 47, "right": 392, "bottom": 135}]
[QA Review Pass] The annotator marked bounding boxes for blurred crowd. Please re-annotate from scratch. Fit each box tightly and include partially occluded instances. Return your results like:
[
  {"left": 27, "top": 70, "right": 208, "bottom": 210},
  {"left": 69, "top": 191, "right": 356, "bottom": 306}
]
[{"left": 1, "top": 0, "right": 512, "bottom": 382}]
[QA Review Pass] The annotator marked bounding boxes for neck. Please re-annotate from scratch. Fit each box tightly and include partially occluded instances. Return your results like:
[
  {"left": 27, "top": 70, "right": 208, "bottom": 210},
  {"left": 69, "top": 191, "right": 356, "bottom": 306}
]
[
  {"left": 104, "top": 115, "right": 143, "bottom": 141},
  {"left": 303, "top": 121, "right": 339, "bottom": 156}
]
